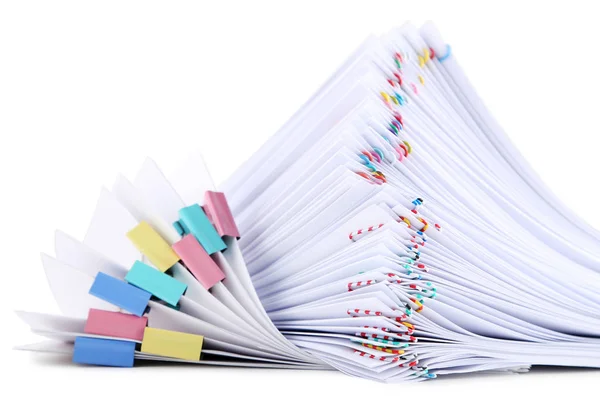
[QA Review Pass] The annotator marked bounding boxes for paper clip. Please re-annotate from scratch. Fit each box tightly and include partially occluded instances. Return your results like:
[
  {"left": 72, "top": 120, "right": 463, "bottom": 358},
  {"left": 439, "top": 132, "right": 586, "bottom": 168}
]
[
  {"left": 398, "top": 216, "right": 411, "bottom": 228},
  {"left": 349, "top": 223, "right": 384, "bottom": 241},
  {"left": 394, "top": 92, "right": 405, "bottom": 105},
  {"left": 380, "top": 91, "right": 391, "bottom": 104},
  {"left": 366, "top": 150, "right": 380, "bottom": 163},
  {"left": 372, "top": 148, "right": 384, "bottom": 162},
  {"left": 415, "top": 217, "right": 429, "bottom": 232},
  {"left": 393, "top": 112, "right": 403, "bottom": 125},
  {"left": 393, "top": 72, "right": 403, "bottom": 86},
  {"left": 372, "top": 171, "right": 387, "bottom": 183},
  {"left": 347, "top": 279, "right": 375, "bottom": 292},
  {"left": 359, "top": 153, "right": 377, "bottom": 172},
  {"left": 412, "top": 198, "right": 423, "bottom": 211},
  {"left": 355, "top": 171, "right": 375, "bottom": 183},
  {"left": 437, "top": 44, "right": 452, "bottom": 62},
  {"left": 398, "top": 142, "right": 409, "bottom": 158}
]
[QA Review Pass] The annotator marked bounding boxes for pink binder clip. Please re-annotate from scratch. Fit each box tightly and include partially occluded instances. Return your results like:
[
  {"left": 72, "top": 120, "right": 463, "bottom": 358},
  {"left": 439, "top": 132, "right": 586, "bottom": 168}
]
[
  {"left": 172, "top": 234, "right": 226, "bottom": 290},
  {"left": 203, "top": 191, "right": 240, "bottom": 238},
  {"left": 84, "top": 309, "right": 148, "bottom": 341}
]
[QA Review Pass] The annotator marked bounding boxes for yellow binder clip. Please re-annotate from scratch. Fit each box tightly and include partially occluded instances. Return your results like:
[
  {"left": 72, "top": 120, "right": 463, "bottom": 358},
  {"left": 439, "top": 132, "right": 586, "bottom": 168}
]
[
  {"left": 126, "top": 221, "right": 180, "bottom": 273},
  {"left": 141, "top": 327, "right": 203, "bottom": 361}
]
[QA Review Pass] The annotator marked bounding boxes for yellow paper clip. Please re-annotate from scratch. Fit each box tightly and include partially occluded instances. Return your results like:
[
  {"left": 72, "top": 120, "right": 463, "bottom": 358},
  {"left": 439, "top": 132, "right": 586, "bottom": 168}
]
[
  {"left": 127, "top": 221, "right": 180, "bottom": 273},
  {"left": 380, "top": 91, "right": 391, "bottom": 103},
  {"left": 141, "top": 327, "right": 203, "bottom": 361}
]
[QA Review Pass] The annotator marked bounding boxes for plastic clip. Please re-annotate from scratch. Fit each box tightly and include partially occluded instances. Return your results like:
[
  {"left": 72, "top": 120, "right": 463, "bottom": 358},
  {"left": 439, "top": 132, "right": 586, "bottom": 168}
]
[
  {"left": 141, "top": 327, "right": 203, "bottom": 361},
  {"left": 84, "top": 309, "right": 148, "bottom": 341},
  {"left": 89, "top": 272, "right": 151, "bottom": 317},
  {"left": 172, "top": 234, "right": 225, "bottom": 290},
  {"left": 125, "top": 261, "right": 187, "bottom": 307},
  {"left": 173, "top": 204, "right": 227, "bottom": 255},
  {"left": 127, "top": 221, "right": 180, "bottom": 273},
  {"left": 73, "top": 336, "right": 136, "bottom": 367},
  {"left": 203, "top": 191, "right": 240, "bottom": 238}
]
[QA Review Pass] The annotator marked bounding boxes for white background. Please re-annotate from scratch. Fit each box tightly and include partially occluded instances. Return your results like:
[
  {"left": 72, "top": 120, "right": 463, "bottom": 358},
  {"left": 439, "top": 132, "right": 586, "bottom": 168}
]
[{"left": 2, "top": 1, "right": 600, "bottom": 398}]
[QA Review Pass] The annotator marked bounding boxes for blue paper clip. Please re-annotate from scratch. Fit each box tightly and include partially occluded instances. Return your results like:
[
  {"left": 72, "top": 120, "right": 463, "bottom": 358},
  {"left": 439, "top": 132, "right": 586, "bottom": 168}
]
[
  {"left": 438, "top": 44, "right": 452, "bottom": 62},
  {"left": 412, "top": 198, "right": 424, "bottom": 208},
  {"left": 125, "top": 261, "right": 187, "bottom": 307},
  {"left": 173, "top": 204, "right": 227, "bottom": 255},
  {"left": 89, "top": 272, "right": 151, "bottom": 317},
  {"left": 73, "top": 336, "right": 136, "bottom": 367}
]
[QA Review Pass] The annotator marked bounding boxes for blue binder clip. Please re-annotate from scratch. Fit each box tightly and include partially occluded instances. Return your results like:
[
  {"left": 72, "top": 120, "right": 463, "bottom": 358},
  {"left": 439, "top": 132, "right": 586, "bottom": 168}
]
[
  {"left": 173, "top": 204, "right": 227, "bottom": 255},
  {"left": 125, "top": 261, "right": 187, "bottom": 307},
  {"left": 89, "top": 272, "right": 151, "bottom": 317},
  {"left": 73, "top": 336, "right": 136, "bottom": 367}
]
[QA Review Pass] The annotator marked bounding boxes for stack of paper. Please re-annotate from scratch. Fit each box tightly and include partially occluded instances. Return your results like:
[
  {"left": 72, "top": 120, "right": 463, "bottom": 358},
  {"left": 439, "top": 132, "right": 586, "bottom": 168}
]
[
  {"left": 219, "top": 22, "right": 600, "bottom": 381},
  {"left": 17, "top": 22, "right": 600, "bottom": 382}
]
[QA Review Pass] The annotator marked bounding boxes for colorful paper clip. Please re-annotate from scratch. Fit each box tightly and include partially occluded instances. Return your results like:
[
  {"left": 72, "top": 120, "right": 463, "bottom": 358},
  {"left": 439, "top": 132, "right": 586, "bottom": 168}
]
[
  {"left": 173, "top": 204, "right": 227, "bottom": 255},
  {"left": 126, "top": 221, "right": 180, "bottom": 273},
  {"left": 89, "top": 272, "right": 151, "bottom": 317},
  {"left": 203, "top": 191, "right": 240, "bottom": 238},
  {"left": 84, "top": 309, "right": 148, "bottom": 341},
  {"left": 141, "top": 327, "right": 203, "bottom": 361},
  {"left": 125, "top": 261, "right": 187, "bottom": 307},
  {"left": 437, "top": 44, "right": 452, "bottom": 62},
  {"left": 172, "top": 234, "right": 225, "bottom": 290},
  {"left": 73, "top": 336, "right": 136, "bottom": 367}
]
